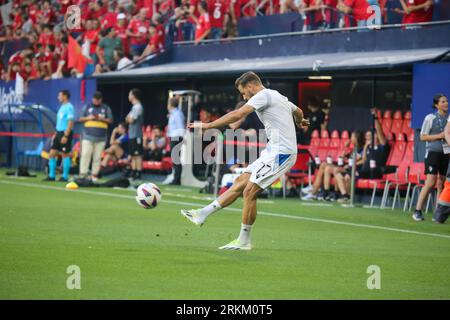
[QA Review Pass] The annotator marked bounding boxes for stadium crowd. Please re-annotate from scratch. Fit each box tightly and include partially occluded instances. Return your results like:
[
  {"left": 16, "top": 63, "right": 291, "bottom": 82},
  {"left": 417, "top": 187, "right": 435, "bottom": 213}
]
[{"left": 0, "top": 0, "right": 436, "bottom": 80}]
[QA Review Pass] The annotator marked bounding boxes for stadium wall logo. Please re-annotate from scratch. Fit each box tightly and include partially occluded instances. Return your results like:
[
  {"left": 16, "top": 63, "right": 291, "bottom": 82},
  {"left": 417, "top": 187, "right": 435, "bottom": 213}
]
[
  {"left": 0, "top": 86, "right": 24, "bottom": 116},
  {"left": 65, "top": 5, "right": 81, "bottom": 30}
]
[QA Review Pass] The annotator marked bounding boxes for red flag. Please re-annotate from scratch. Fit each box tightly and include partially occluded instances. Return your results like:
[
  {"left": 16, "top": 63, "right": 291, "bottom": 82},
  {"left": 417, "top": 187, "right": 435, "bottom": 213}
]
[{"left": 68, "top": 36, "right": 92, "bottom": 73}]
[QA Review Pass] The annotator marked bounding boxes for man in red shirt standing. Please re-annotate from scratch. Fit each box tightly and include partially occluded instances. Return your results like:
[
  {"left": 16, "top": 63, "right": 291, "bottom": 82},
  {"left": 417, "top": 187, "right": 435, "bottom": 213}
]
[
  {"left": 207, "top": 0, "right": 227, "bottom": 39},
  {"left": 194, "top": 1, "right": 212, "bottom": 44},
  {"left": 115, "top": 13, "right": 129, "bottom": 56},
  {"left": 399, "top": 0, "right": 433, "bottom": 25},
  {"left": 337, "top": 0, "right": 373, "bottom": 27},
  {"left": 127, "top": 8, "right": 150, "bottom": 59}
]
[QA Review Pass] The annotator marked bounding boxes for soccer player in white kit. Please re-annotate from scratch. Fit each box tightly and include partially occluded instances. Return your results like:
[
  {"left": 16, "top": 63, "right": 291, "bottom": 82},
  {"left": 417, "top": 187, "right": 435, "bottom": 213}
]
[{"left": 181, "top": 72, "right": 309, "bottom": 250}]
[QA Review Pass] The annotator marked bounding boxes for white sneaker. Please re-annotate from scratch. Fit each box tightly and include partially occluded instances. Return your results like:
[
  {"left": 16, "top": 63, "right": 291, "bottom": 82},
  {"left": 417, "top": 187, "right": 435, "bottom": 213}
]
[
  {"left": 219, "top": 239, "right": 252, "bottom": 251},
  {"left": 301, "top": 185, "right": 312, "bottom": 195},
  {"left": 302, "top": 192, "right": 317, "bottom": 200},
  {"left": 180, "top": 209, "right": 205, "bottom": 226}
]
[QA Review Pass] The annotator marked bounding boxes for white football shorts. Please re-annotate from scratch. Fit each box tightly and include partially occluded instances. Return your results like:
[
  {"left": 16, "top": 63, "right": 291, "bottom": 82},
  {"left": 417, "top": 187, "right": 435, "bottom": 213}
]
[{"left": 244, "top": 150, "right": 297, "bottom": 189}]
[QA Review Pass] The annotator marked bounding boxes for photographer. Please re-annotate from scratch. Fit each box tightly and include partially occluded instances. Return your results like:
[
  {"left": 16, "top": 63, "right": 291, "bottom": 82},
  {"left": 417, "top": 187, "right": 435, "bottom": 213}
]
[{"left": 413, "top": 94, "right": 449, "bottom": 221}]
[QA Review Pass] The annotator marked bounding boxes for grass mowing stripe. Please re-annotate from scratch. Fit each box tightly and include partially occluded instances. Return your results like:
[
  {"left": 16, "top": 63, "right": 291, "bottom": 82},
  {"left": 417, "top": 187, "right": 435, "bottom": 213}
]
[{"left": 1, "top": 178, "right": 450, "bottom": 240}]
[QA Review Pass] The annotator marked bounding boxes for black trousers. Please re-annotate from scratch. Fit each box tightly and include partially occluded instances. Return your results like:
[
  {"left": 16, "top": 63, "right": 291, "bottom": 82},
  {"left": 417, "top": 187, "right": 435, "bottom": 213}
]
[{"left": 170, "top": 136, "right": 183, "bottom": 184}]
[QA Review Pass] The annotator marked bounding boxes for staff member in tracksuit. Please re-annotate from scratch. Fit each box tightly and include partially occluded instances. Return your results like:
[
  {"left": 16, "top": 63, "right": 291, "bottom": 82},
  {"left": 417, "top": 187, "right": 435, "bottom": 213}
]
[
  {"left": 413, "top": 94, "right": 449, "bottom": 221},
  {"left": 44, "top": 90, "right": 74, "bottom": 182},
  {"left": 78, "top": 91, "right": 113, "bottom": 181}
]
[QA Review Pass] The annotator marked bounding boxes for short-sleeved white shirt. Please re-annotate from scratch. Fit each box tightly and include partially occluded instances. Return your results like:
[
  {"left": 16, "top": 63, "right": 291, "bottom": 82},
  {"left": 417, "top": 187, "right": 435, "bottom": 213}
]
[{"left": 246, "top": 88, "right": 297, "bottom": 154}]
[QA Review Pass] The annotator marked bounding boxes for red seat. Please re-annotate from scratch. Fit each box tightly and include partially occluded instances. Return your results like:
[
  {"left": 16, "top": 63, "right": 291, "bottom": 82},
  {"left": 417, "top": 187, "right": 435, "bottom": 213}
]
[
  {"left": 328, "top": 130, "right": 340, "bottom": 160},
  {"left": 381, "top": 110, "right": 393, "bottom": 137},
  {"left": 308, "top": 130, "right": 320, "bottom": 157},
  {"left": 386, "top": 133, "right": 406, "bottom": 166},
  {"left": 402, "top": 111, "right": 413, "bottom": 135},
  {"left": 317, "top": 130, "right": 330, "bottom": 161},
  {"left": 339, "top": 130, "right": 350, "bottom": 152},
  {"left": 391, "top": 111, "right": 403, "bottom": 135}
]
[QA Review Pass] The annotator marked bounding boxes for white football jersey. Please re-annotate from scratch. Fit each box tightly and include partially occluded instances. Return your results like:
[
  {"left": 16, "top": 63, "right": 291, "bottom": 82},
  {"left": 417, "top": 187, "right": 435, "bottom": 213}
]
[{"left": 246, "top": 88, "right": 298, "bottom": 154}]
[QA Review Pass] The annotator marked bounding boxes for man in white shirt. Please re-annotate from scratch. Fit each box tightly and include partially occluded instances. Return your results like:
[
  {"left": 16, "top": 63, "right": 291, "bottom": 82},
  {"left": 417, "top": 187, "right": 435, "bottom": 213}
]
[
  {"left": 114, "top": 49, "right": 133, "bottom": 71},
  {"left": 181, "top": 71, "right": 309, "bottom": 250}
]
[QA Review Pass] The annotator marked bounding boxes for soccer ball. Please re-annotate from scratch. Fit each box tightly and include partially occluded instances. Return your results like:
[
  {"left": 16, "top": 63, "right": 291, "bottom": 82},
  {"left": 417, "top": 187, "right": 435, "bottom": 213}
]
[{"left": 135, "top": 183, "right": 162, "bottom": 209}]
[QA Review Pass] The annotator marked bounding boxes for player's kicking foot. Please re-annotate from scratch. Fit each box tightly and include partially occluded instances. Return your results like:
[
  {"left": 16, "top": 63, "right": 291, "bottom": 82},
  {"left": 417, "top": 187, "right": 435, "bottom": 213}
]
[
  {"left": 180, "top": 209, "right": 205, "bottom": 226},
  {"left": 219, "top": 239, "right": 252, "bottom": 251}
]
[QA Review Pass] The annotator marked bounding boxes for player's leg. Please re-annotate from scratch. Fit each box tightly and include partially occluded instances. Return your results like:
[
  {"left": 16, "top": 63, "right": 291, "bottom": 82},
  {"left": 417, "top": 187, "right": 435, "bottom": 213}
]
[
  {"left": 180, "top": 173, "right": 251, "bottom": 226},
  {"left": 414, "top": 173, "right": 437, "bottom": 220},
  {"left": 92, "top": 141, "right": 106, "bottom": 179},
  {"left": 303, "top": 162, "right": 326, "bottom": 199},
  {"left": 323, "top": 164, "right": 335, "bottom": 200},
  {"left": 219, "top": 181, "right": 263, "bottom": 251},
  {"left": 218, "top": 173, "right": 251, "bottom": 207},
  {"left": 79, "top": 139, "right": 93, "bottom": 178},
  {"left": 434, "top": 180, "right": 450, "bottom": 224},
  {"left": 61, "top": 153, "right": 71, "bottom": 181},
  {"left": 45, "top": 148, "right": 59, "bottom": 180}
]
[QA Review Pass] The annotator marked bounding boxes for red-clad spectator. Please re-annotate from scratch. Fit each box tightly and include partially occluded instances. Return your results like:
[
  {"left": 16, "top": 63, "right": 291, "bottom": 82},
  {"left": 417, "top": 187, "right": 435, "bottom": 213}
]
[
  {"left": 300, "top": 0, "right": 324, "bottom": 31},
  {"left": 189, "top": 0, "right": 200, "bottom": 16},
  {"left": 115, "top": 13, "right": 130, "bottom": 56},
  {"left": 337, "top": 0, "right": 372, "bottom": 27},
  {"left": 83, "top": 19, "right": 101, "bottom": 58},
  {"left": 20, "top": 62, "right": 39, "bottom": 81},
  {"left": 28, "top": 1, "right": 41, "bottom": 25},
  {"left": 158, "top": 0, "right": 175, "bottom": 15},
  {"left": 38, "top": 0, "right": 57, "bottom": 25},
  {"left": 229, "top": 0, "right": 243, "bottom": 25},
  {"left": 7, "top": 62, "right": 21, "bottom": 81},
  {"left": 83, "top": 1, "right": 107, "bottom": 21},
  {"left": 102, "top": 10, "right": 118, "bottom": 30},
  {"left": 152, "top": 13, "right": 166, "bottom": 47},
  {"left": 8, "top": 47, "right": 33, "bottom": 68},
  {"left": 194, "top": 1, "right": 211, "bottom": 44},
  {"left": 323, "top": 0, "right": 339, "bottom": 29},
  {"left": 38, "top": 24, "right": 56, "bottom": 47},
  {"left": 127, "top": 8, "right": 150, "bottom": 58},
  {"left": 11, "top": 7, "right": 24, "bottom": 32},
  {"left": 207, "top": 0, "right": 228, "bottom": 39},
  {"left": 139, "top": 0, "right": 156, "bottom": 19},
  {"left": 241, "top": 0, "right": 256, "bottom": 16},
  {"left": 58, "top": 0, "right": 75, "bottom": 16},
  {"left": 140, "top": 23, "right": 164, "bottom": 59},
  {"left": 35, "top": 43, "right": 53, "bottom": 76},
  {"left": 399, "top": 0, "right": 433, "bottom": 24}
]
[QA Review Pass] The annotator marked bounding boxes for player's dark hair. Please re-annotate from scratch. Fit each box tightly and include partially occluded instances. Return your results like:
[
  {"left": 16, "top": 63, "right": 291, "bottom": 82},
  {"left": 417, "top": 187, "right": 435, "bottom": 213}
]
[
  {"left": 235, "top": 71, "right": 262, "bottom": 89},
  {"left": 93, "top": 91, "right": 103, "bottom": 100},
  {"left": 60, "top": 90, "right": 71, "bottom": 99},
  {"left": 130, "top": 88, "right": 142, "bottom": 101},
  {"left": 433, "top": 94, "right": 447, "bottom": 109}
]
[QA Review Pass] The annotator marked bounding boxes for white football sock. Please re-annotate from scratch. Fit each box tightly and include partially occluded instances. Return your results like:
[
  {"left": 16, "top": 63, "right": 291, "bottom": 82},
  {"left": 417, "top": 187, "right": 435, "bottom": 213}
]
[
  {"left": 238, "top": 223, "right": 252, "bottom": 245},
  {"left": 199, "top": 200, "right": 222, "bottom": 219}
]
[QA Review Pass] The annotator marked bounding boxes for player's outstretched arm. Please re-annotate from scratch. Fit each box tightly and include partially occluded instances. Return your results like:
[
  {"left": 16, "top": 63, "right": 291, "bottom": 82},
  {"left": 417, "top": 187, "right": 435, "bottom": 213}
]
[{"left": 188, "top": 105, "right": 254, "bottom": 130}]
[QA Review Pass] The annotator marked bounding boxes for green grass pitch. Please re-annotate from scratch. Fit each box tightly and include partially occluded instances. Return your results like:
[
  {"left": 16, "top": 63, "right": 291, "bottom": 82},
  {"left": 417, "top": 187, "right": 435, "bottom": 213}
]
[{"left": 1, "top": 172, "right": 450, "bottom": 299}]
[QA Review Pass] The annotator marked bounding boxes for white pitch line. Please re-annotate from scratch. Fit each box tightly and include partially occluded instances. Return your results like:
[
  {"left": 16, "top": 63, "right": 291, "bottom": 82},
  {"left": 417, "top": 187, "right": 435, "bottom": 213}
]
[{"left": 1, "top": 179, "right": 450, "bottom": 240}]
